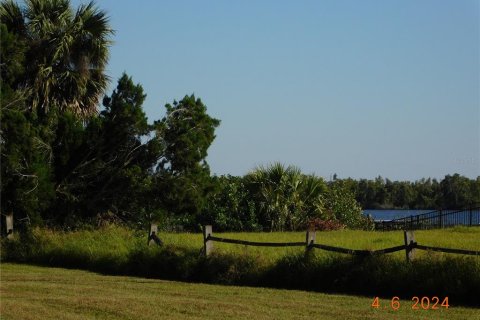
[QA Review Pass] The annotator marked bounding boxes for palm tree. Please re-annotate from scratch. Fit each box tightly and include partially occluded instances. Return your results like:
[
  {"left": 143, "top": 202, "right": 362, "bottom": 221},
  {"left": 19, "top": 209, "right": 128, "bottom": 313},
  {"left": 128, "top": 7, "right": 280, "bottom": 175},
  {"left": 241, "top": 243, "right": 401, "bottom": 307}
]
[
  {"left": 298, "top": 174, "right": 329, "bottom": 223},
  {"left": 245, "top": 162, "right": 332, "bottom": 231},
  {"left": 1, "top": 0, "right": 113, "bottom": 117},
  {"left": 246, "top": 163, "right": 303, "bottom": 231}
]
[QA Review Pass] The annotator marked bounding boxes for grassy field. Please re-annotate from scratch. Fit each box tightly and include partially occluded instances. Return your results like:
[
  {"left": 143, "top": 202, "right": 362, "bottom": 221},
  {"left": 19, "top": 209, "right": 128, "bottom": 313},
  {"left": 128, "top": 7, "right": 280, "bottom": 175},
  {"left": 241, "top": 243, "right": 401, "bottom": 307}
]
[
  {"left": 19, "top": 226, "right": 480, "bottom": 262},
  {"left": 1, "top": 263, "right": 478, "bottom": 320},
  {"left": 2, "top": 226, "right": 479, "bottom": 307},
  {"left": 8, "top": 225, "right": 478, "bottom": 263},
  {"left": 194, "top": 226, "right": 480, "bottom": 260}
]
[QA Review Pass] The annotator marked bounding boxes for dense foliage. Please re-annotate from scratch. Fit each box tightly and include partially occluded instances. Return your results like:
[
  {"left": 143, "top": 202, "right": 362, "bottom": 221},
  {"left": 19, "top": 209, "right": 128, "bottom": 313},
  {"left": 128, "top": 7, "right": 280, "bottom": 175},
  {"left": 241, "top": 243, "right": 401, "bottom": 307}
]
[
  {"left": 153, "top": 95, "right": 220, "bottom": 230},
  {"left": 1, "top": 0, "right": 478, "bottom": 234},
  {"left": 337, "top": 175, "right": 480, "bottom": 210},
  {"left": 203, "top": 164, "right": 372, "bottom": 232},
  {"left": 209, "top": 163, "right": 369, "bottom": 231}
]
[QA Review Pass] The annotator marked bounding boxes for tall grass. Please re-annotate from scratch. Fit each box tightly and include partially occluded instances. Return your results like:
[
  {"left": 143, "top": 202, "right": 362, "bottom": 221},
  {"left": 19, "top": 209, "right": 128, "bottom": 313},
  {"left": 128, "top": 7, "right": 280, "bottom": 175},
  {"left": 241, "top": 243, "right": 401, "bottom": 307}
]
[{"left": 1, "top": 225, "right": 479, "bottom": 306}]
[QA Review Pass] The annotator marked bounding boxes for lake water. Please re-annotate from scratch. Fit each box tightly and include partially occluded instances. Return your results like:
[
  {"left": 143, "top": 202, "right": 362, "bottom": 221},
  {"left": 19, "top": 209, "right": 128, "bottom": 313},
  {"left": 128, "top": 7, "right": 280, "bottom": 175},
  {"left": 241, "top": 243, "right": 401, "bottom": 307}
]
[
  {"left": 363, "top": 209, "right": 480, "bottom": 225},
  {"left": 363, "top": 209, "right": 435, "bottom": 221}
]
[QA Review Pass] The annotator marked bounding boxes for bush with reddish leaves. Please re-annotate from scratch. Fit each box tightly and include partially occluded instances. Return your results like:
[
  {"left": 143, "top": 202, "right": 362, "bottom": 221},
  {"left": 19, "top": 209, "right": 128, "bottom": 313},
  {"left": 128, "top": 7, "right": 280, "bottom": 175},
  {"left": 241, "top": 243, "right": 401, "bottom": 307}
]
[{"left": 307, "top": 218, "right": 345, "bottom": 231}]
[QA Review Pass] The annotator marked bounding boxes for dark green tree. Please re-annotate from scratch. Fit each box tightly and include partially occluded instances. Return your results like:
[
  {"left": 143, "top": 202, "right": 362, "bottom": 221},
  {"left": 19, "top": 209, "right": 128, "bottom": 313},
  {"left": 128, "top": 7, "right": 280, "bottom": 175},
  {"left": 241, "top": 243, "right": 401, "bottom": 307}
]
[
  {"left": 1, "top": 0, "right": 113, "bottom": 228},
  {"left": 156, "top": 95, "right": 220, "bottom": 174},
  {"left": 51, "top": 74, "right": 162, "bottom": 224},
  {"left": 412, "top": 178, "right": 438, "bottom": 209},
  {"left": 153, "top": 95, "right": 220, "bottom": 228},
  {"left": 1, "top": 23, "right": 54, "bottom": 226},
  {"left": 0, "top": 106, "right": 56, "bottom": 226},
  {"left": 326, "top": 180, "right": 367, "bottom": 228},
  {"left": 439, "top": 174, "right": 475, "bottom": 209},
  {"left": 204, "top": 175, "right": 259, "bottom": 231}
]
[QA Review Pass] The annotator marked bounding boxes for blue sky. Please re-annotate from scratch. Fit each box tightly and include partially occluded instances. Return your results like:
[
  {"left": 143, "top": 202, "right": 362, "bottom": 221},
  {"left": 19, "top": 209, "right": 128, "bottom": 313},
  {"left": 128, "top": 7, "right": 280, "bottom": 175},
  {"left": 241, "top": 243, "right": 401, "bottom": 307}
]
[{"left": 78, "top": 0, "right": 479, "bottom": 180}]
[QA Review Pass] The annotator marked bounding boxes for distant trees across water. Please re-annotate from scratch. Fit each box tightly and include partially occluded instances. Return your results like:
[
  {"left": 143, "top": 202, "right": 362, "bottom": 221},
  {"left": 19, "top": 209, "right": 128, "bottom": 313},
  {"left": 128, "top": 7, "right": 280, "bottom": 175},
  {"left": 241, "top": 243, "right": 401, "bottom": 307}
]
[{"left": 334, "top": 175, "right": 480, "bottom": 210}]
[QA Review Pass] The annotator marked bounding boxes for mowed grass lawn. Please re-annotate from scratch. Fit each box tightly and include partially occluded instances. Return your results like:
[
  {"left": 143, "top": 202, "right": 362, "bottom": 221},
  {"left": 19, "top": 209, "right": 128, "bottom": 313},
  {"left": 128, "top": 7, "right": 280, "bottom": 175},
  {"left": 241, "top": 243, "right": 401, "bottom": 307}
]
[{"left": 1, "top": 263, "right": 479, "bottom": 320}]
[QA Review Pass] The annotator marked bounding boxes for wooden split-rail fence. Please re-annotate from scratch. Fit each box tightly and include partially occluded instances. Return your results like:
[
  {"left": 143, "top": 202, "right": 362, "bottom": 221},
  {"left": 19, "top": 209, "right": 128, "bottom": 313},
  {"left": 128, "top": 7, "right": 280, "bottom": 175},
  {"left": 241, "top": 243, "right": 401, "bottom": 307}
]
[
  {"left": 3, "top": 215, "right": 478, "bottom": 263},
  {"left": 194, "top": 225, "right": 479, "bottom": 263}
]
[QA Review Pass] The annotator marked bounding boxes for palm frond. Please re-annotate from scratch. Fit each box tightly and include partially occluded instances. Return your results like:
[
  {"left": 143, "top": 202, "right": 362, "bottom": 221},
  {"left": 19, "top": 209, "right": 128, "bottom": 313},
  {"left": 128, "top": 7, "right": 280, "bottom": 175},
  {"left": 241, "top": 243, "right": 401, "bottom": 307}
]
[
  {"left": 0, "top": 0, "right": 26, "bottom": 35},
  {"left": 9, "top": 0, "right": 113, "bottom": 117}
]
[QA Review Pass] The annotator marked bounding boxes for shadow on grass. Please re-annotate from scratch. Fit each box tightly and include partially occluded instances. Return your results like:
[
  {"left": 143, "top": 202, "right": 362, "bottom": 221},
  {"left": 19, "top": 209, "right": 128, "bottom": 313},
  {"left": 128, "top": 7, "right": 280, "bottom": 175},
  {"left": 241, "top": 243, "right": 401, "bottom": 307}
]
[{"left": 2, "top": 230, "right": 479, "bottom": 307}]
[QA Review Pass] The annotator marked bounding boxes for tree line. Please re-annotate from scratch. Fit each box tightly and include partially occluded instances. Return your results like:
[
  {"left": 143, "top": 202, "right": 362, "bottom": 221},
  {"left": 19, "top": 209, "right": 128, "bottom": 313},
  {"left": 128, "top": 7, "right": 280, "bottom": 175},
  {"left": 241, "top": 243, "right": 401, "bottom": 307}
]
[
  {"left": 334, "top": 175, "right": 480, "bottom": 210},
  {"left": 1, "top": 1, "right": 478, "bottom": 233}
]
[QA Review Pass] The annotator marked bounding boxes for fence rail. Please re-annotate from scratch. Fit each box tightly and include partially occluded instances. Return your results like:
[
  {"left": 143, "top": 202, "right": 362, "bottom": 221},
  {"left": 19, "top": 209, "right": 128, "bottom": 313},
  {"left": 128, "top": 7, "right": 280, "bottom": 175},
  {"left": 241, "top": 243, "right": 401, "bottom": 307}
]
[
  {"left": 200, "top": 225, "right": 480, "bottom": 262},
  {"left": 375, "top": 206, "right": 480, "bottom": 231},
  {"left": 415, "top": 244, "right": 480, "bottom": 256},
  {"left": 310, "top": 243, "right": 408, "bottom": 256},
  {"left": 208, "top": 236, "right": 305, "bottom": 247}
]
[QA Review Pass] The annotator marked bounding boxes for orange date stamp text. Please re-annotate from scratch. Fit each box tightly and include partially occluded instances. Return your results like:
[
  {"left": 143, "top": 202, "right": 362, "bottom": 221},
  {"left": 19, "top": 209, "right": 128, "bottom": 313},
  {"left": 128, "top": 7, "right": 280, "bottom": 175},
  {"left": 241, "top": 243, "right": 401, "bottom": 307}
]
[{"left": 371, "top": 296, "right": 449, "bottom": 311}]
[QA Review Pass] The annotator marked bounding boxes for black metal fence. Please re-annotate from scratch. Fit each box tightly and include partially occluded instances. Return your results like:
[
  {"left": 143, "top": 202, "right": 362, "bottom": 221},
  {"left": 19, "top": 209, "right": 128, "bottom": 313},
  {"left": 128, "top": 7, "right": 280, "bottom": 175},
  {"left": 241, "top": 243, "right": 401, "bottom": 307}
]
[{"left": 375, "top": 206, "right": 480, "bottom": 231}]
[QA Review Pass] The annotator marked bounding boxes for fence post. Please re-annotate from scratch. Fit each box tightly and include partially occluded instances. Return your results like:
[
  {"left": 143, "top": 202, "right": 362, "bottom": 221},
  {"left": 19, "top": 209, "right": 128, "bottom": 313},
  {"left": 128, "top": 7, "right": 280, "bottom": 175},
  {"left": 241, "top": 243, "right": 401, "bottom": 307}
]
[
  {"left": 203, "top": 225, "right": 213, "bottom": 256},
  {"left": 403, "top": 230, "right": 416, "bottom": 262},
  {"left": 148, "top": 222, "right": 160, "bottom": 246},
  {"left": 6, "top": 213, "right": 13, "bottom": 240},
  {"left": 439, "top": 210, "right": 441, "bottom": 228},
  {"left": 305, "top": 226, "right": 316, "bottom": 249}
]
